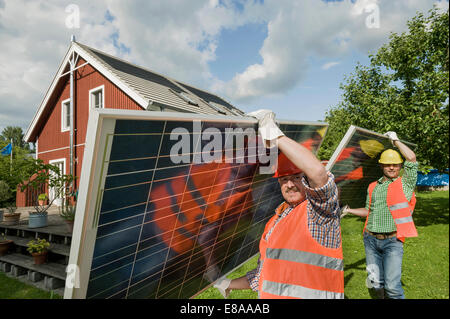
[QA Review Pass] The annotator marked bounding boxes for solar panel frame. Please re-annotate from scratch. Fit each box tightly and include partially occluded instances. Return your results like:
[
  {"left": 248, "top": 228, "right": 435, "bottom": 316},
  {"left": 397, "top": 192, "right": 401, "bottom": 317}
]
[
  {"left": 64, "top": 109, "right": 328, "bottom": 299},
  {"left": 326, "top": 125, "right": 417, "bottom": 209}
]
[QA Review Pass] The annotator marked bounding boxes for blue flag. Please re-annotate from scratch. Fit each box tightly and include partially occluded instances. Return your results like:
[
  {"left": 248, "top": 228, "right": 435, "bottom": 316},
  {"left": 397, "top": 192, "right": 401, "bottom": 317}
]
[{"left": 1, "top": 143, "right": 12, "bottom": 156}]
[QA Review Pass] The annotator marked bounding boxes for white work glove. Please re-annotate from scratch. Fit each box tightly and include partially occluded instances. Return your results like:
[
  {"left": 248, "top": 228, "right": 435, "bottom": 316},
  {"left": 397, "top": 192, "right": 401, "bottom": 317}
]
[
  {"left": 247, "top": 109, "right": 285, "bottom": 148},
  {"left": 384, "top": 131, "right": 399, "bottom": 146},
  {"left": 340, "top": 205, "right": 350, "bottom": 218},
  {"left": 213, "top": 277, "right": 231, "bottom": 298}
]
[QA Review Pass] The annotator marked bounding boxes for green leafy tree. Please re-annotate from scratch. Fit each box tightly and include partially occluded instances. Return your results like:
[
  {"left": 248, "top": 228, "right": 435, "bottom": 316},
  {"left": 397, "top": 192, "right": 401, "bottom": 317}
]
[
  {"left": 0, "top": 142, "right": 37, "bottom": 204},
  {"left": 320, "top": 8, "right": 449, "bottom": 172},
  {"left": 0, "top": 126, "right": 30, "bottom": 150}
]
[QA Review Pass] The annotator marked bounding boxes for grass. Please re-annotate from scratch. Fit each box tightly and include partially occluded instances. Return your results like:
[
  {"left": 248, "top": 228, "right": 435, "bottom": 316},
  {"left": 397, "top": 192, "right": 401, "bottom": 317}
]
[
  {"left": 0, "top": 191, "right": 447, "bottom": 299},
  {"left": 0, "top": 272, "right": 61, "bottom": 299}
]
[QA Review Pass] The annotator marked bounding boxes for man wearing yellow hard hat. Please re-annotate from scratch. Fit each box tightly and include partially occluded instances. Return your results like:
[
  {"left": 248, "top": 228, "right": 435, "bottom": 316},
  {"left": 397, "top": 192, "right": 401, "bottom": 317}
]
[{"left": 342, "top": 131, "right": 418, "bottom": 299}]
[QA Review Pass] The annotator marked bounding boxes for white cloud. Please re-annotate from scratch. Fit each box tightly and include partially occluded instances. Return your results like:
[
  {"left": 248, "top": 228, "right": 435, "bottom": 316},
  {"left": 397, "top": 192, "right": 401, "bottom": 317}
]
[
  {"left": 0, "top": 0, "right": 447, "bottom": 133},
  {"left": 217, "top": 0, "right": 449, "bottom": 103},
  {"left": 322, "top": 62, "right": 341, "bottom": 70}
]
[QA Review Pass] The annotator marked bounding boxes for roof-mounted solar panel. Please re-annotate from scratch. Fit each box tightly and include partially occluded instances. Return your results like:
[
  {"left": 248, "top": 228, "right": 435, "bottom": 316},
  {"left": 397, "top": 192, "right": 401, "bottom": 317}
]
[
  {"left": 169, "top": 88, "right": 199, "bottom": 106},
  {"left": 206, "top": 101, "right": 227, "bottom": 115}
]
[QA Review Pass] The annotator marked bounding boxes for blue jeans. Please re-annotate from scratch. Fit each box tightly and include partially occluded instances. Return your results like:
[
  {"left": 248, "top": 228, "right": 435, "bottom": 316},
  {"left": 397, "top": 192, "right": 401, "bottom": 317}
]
[{"left": 363, "top": 231, "right": 405, "bottom": 299}]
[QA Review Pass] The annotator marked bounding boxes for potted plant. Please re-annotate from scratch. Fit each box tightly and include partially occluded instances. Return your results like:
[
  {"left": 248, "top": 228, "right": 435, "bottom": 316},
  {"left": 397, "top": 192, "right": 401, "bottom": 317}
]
[
  {"left": 19, "top": 161, "right": 75, "bottom": 229},
  {"left": 0, "top": 181, "right": 20, "bottom": 224},
  {"left": 0, "top": 232, "right": 13, "bottom": 256},
  {"left": 2, "top": 205, "right": 21, "bottom": 226},
  {"left": 38, "top": 193, "right": 48, "bottom": 206},
  {"left": 26, "top": 238, "right": 50, "bottom": 265},
  {"left": 59, "top": 202, "right": 76, "bottom": 233}
]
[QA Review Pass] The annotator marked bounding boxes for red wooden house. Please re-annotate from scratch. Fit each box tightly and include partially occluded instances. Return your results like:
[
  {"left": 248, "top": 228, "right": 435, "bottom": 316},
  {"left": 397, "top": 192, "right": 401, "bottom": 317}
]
[{"left": 18, "top": 39, "right": 244, "bottom": 207}]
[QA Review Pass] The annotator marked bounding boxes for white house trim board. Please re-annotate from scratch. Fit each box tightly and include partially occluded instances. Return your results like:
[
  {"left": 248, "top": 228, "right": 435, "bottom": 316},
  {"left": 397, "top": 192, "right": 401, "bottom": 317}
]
[
  {"left": 24, "top": 45, "right": 77, "bottom": 142},
  {"left": 73, "top": 42, "right": 148, "bottom": 108},
  {"left": 61, "top": 98, "right": 71, "bottom": 132},
  {"left": 24, "top": 42, "right": 148, "bottom": 142},
  {"left": 37, "top": 143, "right": 86, "bottom": 156}
]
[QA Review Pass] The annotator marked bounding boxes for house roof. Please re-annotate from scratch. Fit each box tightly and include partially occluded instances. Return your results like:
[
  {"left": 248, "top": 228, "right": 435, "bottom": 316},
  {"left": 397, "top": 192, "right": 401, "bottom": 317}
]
[{"left": 24, "top": 41, "right": 244, "bottom": 142}]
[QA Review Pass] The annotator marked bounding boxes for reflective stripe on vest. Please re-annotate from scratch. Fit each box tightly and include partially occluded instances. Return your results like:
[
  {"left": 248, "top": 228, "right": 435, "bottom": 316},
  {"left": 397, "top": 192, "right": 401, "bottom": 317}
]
[
  {"left": 259, "top": 201, "right": 344, "bottom": 299},
  {"left": 389, "top": 202, "right": 409, "bottom": 211},
  {"left": 363, "top": 178, "right": 417, "bottom": 241},
  {"left": 262, "top": 280, "right": 344, "bottom": 299},
  {"left": 266, "top": 248, "right": 343, "bottom": 271}
]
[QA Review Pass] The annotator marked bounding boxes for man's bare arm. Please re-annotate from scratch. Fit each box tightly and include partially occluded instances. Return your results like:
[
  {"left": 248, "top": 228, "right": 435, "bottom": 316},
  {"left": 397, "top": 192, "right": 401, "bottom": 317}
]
[
  {"left": 394, "top": 140, "right": 416, "bottom": 163},
  {"left": 277, "top": 135, "right": 328, "bottom": 188}
]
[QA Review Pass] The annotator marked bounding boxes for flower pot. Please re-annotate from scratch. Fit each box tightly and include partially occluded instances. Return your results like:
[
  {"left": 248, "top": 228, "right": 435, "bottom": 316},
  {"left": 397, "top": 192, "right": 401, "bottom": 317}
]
[
  {"left": 65, "top": 220, "right": 74, "bottom": 233},
  {"left": 0, "top": 240, "right": 13, "bottom": 256},
  {"left": 31, "top": 251, "right": 48, "bottom": 265},
  {"left": 38, "top": 200, "right": 48, "bottom": 206},
  {"left": 28, "top": 212, "right": 48, "bottom": 228},
  {"left": 2, "top": 212, "right": 21, "bottom": 225}
]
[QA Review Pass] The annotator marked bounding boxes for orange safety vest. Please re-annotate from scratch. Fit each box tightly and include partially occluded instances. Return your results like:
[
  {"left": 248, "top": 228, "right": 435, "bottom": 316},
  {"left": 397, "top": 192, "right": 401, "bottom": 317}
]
[
  {"left": 151, "top": 162, "right": 254, "bottom": 254},
  {"left": 363, "top": 177, "right": 418, "bottom": 242},
  {"left": 258, "top": 201, "right": 344, "bottom": 299}
]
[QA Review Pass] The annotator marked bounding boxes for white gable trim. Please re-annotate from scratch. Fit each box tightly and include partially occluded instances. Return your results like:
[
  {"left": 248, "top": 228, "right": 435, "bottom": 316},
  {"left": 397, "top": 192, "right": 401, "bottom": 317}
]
[{"left": 24, "top": 42, "right": 149, "bottom": 142}]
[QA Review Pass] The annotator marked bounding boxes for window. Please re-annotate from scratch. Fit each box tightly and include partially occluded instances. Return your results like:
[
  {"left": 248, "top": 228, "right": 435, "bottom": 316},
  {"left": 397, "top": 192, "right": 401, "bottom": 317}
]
[
  {"left": 61, "top": 98, "right": 71, "bottom": 132},
  {"left": 49, "top": 158, "right": 66, "bottom": 206},
  {"left": 89, "top": 85, "right": 105, "bottom": 109},
  {"left": 207, "top": 101, "right": 226, "bottom": 115},
  {"left": 169, "top": 88, "right": 199, "bottom": 106}
]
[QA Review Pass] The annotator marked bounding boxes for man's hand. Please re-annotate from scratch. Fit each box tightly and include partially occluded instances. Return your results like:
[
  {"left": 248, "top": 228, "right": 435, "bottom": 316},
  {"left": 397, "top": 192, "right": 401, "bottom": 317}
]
[
  {"left": 247, "top": 109, "right": 284, "bottom": 147},
  {"left": 340, "top": 205, "right": 350, "bottom": 218},
  {"left": 213, "top": 277, "right": 231, "bottom": 298},
  {"left": 384, "top": 131, "right": 399, "bottom": 147}
]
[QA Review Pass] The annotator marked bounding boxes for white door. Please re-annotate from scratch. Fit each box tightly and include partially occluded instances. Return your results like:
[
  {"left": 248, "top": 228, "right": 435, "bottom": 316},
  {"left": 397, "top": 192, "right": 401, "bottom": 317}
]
[{"left": 49, "top": 159, "right": 65, "bottom": 206}]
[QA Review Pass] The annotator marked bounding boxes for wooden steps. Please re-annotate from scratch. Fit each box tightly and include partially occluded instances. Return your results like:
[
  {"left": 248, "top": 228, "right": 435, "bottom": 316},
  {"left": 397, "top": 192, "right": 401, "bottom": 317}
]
[{"left": 0, "top": 213, "right": 73, "bottom": 297}]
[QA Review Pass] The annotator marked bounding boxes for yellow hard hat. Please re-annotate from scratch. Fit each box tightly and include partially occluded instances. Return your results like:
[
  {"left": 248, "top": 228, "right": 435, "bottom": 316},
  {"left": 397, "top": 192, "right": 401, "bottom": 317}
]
[
  {"left": 359, "top": 139, "right": 385, "bottom": 159},
  {"left": 316, "top": 126, "right": 327, "bottom": 138},
  {"left": 378, "top": 149, "right": 403, "bottom": 164}
]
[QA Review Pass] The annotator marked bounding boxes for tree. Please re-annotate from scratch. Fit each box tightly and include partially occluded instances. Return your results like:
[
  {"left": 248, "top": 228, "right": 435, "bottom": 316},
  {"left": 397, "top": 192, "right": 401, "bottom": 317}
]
[
  {"left": 319, "top": 7, "right": 449, "bottom": 172},
  {"left": 0, "top": 142, "right": 37, "bottom": 205},
  {"left": 0, "top": 126, "right": 30, "bottom": 150}
]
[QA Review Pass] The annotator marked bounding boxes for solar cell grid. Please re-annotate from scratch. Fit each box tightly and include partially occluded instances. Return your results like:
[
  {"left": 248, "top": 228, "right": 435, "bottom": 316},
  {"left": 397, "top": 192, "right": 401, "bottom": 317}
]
[
  {"left": 65, "top": 110, "right": 328, "bottom": 299},
  {"left": 327, "top": 126, "right": 416, "bottom": 209}
]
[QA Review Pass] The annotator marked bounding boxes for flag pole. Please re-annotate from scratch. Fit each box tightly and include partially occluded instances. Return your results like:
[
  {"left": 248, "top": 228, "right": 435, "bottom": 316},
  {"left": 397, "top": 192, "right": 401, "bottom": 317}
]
[{"left": 10, "top": 138, "right": 12, "bottom": 176}]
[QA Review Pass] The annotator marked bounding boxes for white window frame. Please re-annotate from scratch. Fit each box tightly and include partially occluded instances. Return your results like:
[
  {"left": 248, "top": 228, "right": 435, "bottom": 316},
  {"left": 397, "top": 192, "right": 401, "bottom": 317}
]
[
  {"left": 61, "top": 98, "right": 71, "bottom": 132},
  {"left": 49, "top": 158, "right": 67, "bottom": 206},
  {"left": 89, "top": 85, "right": 105, "bottom": 110}
]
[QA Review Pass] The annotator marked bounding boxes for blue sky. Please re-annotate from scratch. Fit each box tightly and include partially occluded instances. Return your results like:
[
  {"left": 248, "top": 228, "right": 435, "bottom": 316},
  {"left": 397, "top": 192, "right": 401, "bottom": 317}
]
[
  {"left": 0, "top": 0, "right": 448, "bottom": 134},
  {"left": 209, "top": 21, "right": 372, "bottom": 121}
]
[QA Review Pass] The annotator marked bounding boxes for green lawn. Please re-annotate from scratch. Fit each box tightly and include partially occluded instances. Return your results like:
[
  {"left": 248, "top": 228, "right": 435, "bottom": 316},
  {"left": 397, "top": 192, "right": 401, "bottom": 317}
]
[
  {"left": 0, "top": 272, "right": 61, "bottom": 299},
  {"left": 0, "top": 191, "right": 447, "bottom": 299}
]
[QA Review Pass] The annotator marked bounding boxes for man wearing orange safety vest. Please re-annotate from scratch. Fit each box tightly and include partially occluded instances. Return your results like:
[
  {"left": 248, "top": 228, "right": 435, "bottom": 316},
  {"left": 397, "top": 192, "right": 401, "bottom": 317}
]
[
  {"left": 214, "top": 110, "right": 344, "bottom": 299},
  {"left": 342, "top": 131, "right": 418, "bottom": 299}
]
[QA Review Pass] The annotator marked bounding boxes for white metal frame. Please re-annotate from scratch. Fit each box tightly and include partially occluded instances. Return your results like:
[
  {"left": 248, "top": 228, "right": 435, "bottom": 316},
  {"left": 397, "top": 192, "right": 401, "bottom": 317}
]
[
  {"left": 64, "top": 108, "right": 328, "bottom": 299},
  {"left": 325, "top": 125, "right": 417, "bottom": 171},
  {"left": 61, "top": 98, "right": 71, "bottom": 132},
  {"left": 89, "top": 85, "right": 105, "bottom": 110}
]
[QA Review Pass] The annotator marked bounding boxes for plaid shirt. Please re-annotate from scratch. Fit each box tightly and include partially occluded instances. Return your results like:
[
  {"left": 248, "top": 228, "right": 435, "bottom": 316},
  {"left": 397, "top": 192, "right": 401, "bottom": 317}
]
[{"left": 246, "top": 171, "right": 341, "bottom": 291}]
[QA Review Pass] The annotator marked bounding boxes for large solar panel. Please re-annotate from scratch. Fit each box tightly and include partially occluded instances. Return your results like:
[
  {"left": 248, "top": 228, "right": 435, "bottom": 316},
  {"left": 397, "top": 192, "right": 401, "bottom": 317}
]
[
  {"left": 65, "top": 109, "right": 328, "bottom": 299},
  {"left": 326, "top": 125, "right": 416, "bottom": 209}
]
